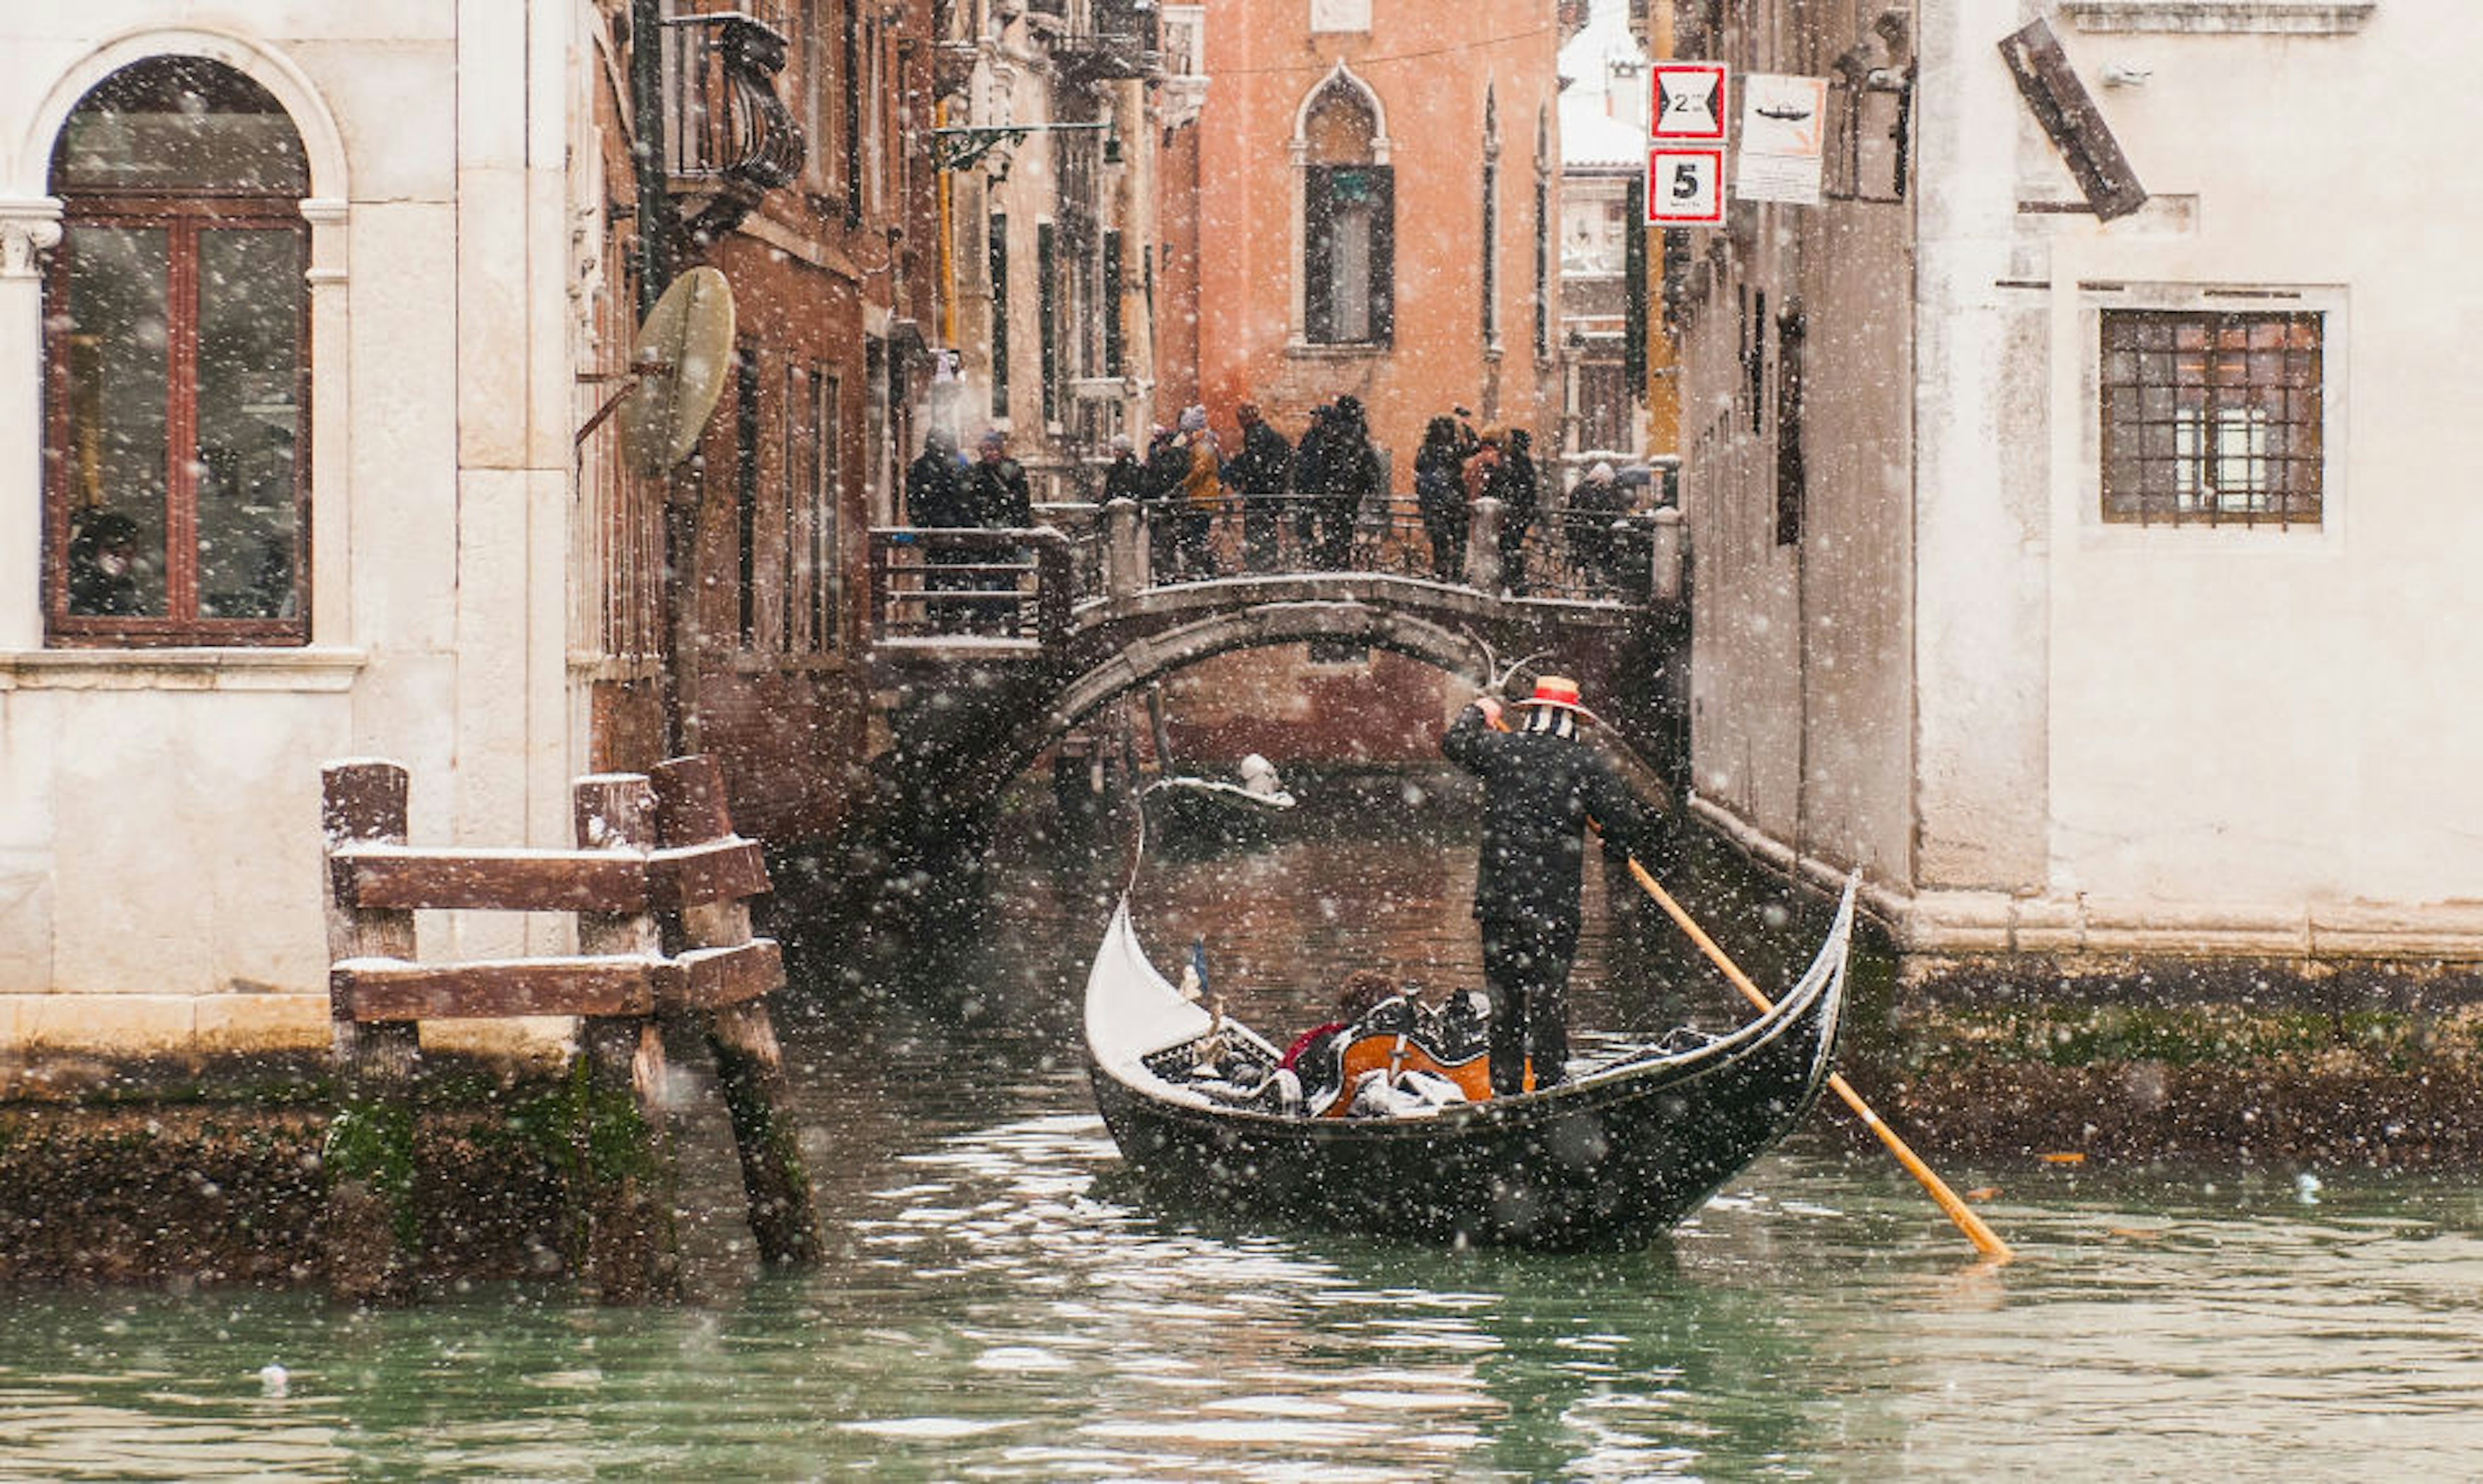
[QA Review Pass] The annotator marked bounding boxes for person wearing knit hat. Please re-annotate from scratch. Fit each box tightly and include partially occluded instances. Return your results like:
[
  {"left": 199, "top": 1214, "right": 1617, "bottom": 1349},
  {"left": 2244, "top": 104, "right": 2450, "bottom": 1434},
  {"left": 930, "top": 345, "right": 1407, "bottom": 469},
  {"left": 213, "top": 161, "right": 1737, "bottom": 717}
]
[{"left": 1440, "top": 674, "right": 1663, "bottom": 1096}]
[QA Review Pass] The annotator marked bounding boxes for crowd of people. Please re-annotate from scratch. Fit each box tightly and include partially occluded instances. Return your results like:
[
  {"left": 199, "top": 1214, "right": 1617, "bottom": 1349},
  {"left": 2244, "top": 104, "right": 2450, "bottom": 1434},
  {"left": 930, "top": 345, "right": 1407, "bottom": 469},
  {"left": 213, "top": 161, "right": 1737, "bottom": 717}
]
[{"left": 916, "top": 399, "right": 1650, "bottom": 597}]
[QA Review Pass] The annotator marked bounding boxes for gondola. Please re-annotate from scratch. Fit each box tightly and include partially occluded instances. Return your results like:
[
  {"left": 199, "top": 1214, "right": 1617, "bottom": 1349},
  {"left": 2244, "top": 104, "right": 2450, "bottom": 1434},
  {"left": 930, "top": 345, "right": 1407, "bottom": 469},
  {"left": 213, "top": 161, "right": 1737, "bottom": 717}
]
[
  {"left": 1083, "top": 870, "right": 1857, "bottom": 1251},
  {"left": 1148, "top": 770, "right": 1295, "bottom": 845}
]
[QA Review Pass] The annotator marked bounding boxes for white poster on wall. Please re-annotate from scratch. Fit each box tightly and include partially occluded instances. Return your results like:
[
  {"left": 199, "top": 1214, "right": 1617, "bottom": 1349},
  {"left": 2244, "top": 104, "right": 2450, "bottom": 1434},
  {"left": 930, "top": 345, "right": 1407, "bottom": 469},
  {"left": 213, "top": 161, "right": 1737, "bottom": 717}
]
[{"left": 1734, "top": 73, "right": 1828, "bottom": 206}]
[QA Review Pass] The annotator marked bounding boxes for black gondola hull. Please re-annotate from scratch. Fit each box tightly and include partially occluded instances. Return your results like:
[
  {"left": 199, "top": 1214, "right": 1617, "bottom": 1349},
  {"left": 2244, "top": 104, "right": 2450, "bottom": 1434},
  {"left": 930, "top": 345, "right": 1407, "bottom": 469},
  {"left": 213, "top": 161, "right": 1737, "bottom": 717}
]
[{"left": 1084, "top": 880, "right": 1855, "bottom": 1251}]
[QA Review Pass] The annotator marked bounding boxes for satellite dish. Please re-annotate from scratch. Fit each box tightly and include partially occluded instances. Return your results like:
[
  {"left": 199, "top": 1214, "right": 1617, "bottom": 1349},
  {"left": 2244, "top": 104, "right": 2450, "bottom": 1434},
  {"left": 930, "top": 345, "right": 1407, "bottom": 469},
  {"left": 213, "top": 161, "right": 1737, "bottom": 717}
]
[{"left": 619, "top": 266, "right": 736, "bottom": 473}]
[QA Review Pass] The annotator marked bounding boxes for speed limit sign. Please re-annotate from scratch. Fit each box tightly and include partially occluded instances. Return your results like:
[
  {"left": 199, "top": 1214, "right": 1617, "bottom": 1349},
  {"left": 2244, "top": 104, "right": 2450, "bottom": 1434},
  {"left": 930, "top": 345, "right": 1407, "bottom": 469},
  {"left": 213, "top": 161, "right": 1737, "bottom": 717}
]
[{"left": 1646, "top": 147, "right": 1725, "bottom": 226}]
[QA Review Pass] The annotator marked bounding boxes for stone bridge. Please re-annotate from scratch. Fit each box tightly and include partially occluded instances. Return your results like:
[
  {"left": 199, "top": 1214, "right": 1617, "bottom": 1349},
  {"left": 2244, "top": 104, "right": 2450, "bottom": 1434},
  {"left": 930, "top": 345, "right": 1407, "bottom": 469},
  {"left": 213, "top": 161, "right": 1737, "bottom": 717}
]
[{"left": 863, "top": 493, "right": 1688, "bottom": 834}]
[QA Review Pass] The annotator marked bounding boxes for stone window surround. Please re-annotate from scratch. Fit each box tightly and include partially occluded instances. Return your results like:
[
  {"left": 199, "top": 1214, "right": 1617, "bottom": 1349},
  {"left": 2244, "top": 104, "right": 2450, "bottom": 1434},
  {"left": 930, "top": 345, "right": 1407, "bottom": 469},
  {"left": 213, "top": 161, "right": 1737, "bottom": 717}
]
[
  {"left": 1287, "top": 59, "right": 1392, "bottom": 352},
  {"left": 2072, "top": 279, "right": 2348, "bottom": 544},
  {"left": 1, "top": 27, "right": 351, "bottom": 664},
  {"left": 2059, "top": 1, "right": 2375, "bottom": 34}
]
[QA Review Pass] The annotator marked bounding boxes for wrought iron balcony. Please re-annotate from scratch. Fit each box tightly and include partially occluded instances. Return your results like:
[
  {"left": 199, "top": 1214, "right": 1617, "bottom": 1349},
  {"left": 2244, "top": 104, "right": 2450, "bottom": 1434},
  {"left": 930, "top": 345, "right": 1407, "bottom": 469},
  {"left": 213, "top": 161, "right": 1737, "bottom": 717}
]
[
  {"left": 661, "top": 8, "right": 805, "bottom": 208},
  {"left": 1049, "top": 0, "right": 1162, "bottom": 84}
]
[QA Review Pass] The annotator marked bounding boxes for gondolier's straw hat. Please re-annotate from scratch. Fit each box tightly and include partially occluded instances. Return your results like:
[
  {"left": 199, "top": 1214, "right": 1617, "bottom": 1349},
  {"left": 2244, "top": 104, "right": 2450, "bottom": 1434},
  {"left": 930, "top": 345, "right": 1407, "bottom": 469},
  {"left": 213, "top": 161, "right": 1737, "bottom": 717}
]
[{"left": 1514, "top": 675, "right": 1598, "bottom": 722}]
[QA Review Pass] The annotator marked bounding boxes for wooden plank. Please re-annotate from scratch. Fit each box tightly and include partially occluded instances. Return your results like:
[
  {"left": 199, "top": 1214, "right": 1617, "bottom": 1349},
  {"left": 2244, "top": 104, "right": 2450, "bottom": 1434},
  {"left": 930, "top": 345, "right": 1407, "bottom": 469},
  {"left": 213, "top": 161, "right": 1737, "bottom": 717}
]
[
  {"left": 649, "top": 838, "right": 770, "bottom": 910},
  {"left": 336, "top": 846, "right": 649, "bottom": 912},
  {"left": 336, "top": 957, "right": 656, "bottom": 1021},
  {"left": 654, "top": 940, "right": 784, "bottom": 1013},
  {"left": 1997, "top": 18, "right": 2147, "bottom": 220}
]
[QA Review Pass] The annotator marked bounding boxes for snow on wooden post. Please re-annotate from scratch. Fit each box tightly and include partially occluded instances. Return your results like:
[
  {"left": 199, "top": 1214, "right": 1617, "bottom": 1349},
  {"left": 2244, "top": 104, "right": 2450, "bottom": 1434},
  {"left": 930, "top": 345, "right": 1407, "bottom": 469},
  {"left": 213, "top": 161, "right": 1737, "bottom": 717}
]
[
  {"left": 319, "top": 759, "right": 422, "bottom": 1304},
  {"left": 571, "top": 773, "right": 681, "bottom": 1302},
  {"left": 650, "top": 754, "right": 822, "bottom": 1268}
]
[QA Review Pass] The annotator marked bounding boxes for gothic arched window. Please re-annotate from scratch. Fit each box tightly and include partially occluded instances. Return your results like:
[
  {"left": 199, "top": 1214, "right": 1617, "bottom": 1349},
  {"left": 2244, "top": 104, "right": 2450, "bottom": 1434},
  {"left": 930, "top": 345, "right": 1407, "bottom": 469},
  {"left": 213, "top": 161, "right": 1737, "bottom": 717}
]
[
  {"left": 1302, "top": 80, "right": 1392, "bottom": 347},
  {"left": 45, "top": 55, "right": 311, "bottom": 645}
]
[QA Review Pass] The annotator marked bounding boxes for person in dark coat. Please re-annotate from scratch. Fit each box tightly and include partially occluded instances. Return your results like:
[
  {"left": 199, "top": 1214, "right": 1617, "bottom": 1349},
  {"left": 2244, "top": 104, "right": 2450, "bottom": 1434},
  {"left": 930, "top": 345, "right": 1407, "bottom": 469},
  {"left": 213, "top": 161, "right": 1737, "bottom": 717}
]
[
  {"left": 1413, "top": 415, "right": 1472, "bottom": 584},
  {"left": 1310, "top": 394, "right": 1380, "bottom": 570},
  {"left": 1566, "top": 460, "right": 1633, "bottom": 596},
  {"left": 1225, "top": 401, "right": 1294, "bottom": 572},
  {"left": 969, "top": 430, "right": 1034, "bottom": 630},
  {"left": 1287, "top": 403, "right": 1333, "bottom": 558},
  {"left": 1100, "top": 431, "right": 1145, "bottom": 505},
  {"left": 969, "top": 429, "right": 1033, "bottom": 528},
  {"left": 905, "top": 430, "right": 974, "bottom": 629},
  {"left": 1440, "top": 675, "right": 1659, "bottom": 1096},
  {"left": 1141, "top": 424, "right": 1189, "bottom": 585},
  {"left": 1492, "top": 427, "right": 1540, "bottom": 596}
]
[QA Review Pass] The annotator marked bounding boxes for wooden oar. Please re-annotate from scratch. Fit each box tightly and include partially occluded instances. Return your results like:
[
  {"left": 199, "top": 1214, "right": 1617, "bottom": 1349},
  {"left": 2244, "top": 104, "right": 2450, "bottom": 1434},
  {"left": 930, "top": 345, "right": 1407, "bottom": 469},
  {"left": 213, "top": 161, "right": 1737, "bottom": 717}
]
[{"left": 1624, "top": 858, "right": 2014, "bottom": 1262}]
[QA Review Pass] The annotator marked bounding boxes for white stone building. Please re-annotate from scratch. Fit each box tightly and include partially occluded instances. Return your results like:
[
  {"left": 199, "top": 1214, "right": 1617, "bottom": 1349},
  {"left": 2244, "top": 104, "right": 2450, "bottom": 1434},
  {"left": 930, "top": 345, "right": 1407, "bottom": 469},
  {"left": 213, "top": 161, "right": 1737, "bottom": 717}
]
[
  {"left": 0, "top": 10, "right": 595, "bottom": 1062},
  {"left": 0, "top": 2, "right": 926, "bottom": 1067},
  {"left": 1668, "top": 1, "right": 2483, "bottom": 971}
]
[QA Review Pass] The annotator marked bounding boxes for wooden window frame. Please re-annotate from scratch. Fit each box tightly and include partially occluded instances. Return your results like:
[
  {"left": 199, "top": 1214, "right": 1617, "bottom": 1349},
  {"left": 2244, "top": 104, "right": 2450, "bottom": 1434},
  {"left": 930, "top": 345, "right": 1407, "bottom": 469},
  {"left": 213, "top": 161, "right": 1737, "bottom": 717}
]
[{"left": 45, "top": 195, "right": 310, "bottom": 649}]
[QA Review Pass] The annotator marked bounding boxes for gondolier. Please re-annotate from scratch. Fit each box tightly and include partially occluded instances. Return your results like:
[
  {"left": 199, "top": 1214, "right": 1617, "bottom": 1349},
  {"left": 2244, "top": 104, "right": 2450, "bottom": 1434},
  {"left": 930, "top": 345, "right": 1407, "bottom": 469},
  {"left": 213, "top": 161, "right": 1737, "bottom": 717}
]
[{"left": 1441, "top": 676, "right": 1662, "bottom": 1096}]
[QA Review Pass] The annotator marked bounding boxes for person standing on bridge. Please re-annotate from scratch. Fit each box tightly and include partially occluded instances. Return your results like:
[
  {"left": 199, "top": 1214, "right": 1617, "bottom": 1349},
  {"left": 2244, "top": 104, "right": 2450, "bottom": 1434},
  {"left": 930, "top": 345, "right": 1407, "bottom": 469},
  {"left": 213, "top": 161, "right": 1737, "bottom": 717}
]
[
  {"left": 907, "top": 429, "right": 974, "bottom": 629},
  {"left": 969, "top": 430, "right": 1034, "bottom": 632},
  {"left": 1441, "top": 676, "right": 1660, "bottom": 1097},
  {"left": 1174, "top": 404, "right": 1223, "bottom": 581},
  {"left": 1414, "top": 415, "right": 1472, "bottom": 584},
  {"left": 1308, "top": 394, "right": 1381, "bottom": 570},
  {"left": 1226, "top": 401, "right": 1293, "bottom": 573}
]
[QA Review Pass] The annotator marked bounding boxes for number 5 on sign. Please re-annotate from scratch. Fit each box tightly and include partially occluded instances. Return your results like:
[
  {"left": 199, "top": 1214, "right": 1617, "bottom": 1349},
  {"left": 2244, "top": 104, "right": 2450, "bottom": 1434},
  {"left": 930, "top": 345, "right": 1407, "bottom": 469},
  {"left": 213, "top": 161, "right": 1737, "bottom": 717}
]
[{"left": 1646, "top": 148, "right": 1725, "bottom": 226}]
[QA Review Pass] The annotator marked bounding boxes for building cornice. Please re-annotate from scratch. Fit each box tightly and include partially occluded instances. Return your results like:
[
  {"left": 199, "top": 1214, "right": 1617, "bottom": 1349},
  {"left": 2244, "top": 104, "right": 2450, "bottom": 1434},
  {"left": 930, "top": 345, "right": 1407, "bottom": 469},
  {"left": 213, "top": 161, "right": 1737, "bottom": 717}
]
[{"left": 2059, "top": 1, "right": 2376, "bottom": 34}]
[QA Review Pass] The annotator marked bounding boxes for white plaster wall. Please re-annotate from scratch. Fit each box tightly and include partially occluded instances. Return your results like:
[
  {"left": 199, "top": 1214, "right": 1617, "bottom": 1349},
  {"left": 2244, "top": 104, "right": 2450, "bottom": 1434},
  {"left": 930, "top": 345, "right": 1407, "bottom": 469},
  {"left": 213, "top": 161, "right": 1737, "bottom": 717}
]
[
  {"left": 0, "top": 4, "right": 586, "bottom": 1046},
  {"left": 1908, "top": 0, "right": 2056, "bottom": 894},
  {"left": 2032, "top": 6, "right": 2483, "bottom": 927}
]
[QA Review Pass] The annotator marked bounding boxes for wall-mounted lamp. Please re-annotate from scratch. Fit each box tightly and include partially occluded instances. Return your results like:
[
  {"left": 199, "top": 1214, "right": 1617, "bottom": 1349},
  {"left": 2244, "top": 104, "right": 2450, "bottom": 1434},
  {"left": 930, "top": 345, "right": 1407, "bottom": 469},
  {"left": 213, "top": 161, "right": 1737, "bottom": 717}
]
[
  {"left": 2100, "top": 63, "right": 2152, "bottom": 87},
  {"left": 931, "top": 118, "right": 1113, "bottom": 171}
]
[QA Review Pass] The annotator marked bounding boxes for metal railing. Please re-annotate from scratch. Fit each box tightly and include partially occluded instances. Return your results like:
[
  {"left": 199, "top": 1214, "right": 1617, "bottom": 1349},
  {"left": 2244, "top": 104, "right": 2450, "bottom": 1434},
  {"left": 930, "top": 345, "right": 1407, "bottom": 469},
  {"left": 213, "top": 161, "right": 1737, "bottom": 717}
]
[
  {"left": 866, "top": 498, "right": 1681, "bottom": 652},
  {"left": 866, "top": 527, "right": 1075, "bottom": 648}
]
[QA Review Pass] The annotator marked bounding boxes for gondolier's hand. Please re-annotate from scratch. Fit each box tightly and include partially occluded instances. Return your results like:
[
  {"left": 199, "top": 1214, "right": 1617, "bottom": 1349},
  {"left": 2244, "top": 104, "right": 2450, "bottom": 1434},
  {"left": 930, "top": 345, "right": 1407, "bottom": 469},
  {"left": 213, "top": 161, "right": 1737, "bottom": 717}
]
[{"left": 1474, "top": 696, "right": 1503, "bottom": 729}]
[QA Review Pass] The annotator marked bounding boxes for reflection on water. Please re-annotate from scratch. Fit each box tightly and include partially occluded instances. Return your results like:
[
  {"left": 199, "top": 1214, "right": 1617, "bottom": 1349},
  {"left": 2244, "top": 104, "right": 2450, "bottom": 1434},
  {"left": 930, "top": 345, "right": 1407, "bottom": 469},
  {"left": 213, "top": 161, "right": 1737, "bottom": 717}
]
[{"left": 7, "top": 785, "right": 2483, "bottom": 1478}]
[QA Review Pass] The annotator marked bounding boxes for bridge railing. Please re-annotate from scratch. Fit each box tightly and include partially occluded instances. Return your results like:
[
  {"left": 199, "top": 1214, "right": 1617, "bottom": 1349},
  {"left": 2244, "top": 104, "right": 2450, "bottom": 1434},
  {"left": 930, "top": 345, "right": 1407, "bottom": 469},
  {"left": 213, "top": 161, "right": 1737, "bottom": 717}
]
[
  {"left": 1117, "top": 491, "right": 1681, "bottom": 605},
  {"left": 866, "top": 526, "right": 1075, "bottom": 649},
  {"left": 869, "top": 497, "right": 1683, "bottom": 651}
]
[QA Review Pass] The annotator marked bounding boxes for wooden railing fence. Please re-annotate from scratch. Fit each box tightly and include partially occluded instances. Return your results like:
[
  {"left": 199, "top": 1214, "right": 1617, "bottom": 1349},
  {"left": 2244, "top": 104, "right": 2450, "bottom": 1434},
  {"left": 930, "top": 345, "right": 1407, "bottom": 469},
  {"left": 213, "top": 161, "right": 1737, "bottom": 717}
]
[{"left": 319, "top": 753, "right": 819, "bottom": 1304}]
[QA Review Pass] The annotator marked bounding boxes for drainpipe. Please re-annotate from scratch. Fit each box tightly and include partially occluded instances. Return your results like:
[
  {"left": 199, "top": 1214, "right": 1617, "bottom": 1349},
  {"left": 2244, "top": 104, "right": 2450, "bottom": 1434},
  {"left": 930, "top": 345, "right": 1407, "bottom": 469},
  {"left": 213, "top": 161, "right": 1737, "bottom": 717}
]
[
  {"left": 629, "top": 0, "right": 696, "bottom": 755},
  {"left": 630, "top": 0, "right": 675, "bottom": 317}
]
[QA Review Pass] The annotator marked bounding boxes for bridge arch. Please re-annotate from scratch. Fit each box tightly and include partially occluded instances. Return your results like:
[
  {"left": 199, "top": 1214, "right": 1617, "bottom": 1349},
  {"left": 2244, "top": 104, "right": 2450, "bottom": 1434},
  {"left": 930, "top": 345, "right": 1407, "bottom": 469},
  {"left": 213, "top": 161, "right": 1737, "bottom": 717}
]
[{"left": 962, "top": 600, "right": 1500, "bottom": 812}]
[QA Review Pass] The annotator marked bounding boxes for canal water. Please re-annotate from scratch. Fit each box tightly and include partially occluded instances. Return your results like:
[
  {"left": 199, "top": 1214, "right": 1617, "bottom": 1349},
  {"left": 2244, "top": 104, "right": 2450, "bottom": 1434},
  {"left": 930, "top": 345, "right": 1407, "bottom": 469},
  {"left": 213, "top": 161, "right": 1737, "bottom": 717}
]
[{"left": 8, "top": 777, "right": 2483, "bottom": 1479}]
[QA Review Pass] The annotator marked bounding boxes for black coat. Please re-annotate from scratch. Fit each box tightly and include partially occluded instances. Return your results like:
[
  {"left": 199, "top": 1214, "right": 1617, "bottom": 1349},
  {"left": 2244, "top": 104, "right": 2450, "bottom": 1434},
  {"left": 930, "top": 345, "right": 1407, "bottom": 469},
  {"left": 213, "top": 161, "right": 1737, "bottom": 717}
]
[
  {"left": 971, "top": 457, "right": 1033, "bottom": 528},
  {"left": 1441, "top": 704, "right": 1655, "bottom": 932},
  {"left": 1226, "top": 421, "right": 1294, "bottom": 496},
  {"left": 906, "top": 450, "right": 973, "bottom": 528},
  {"left": 1414, "top": 441, "right": 1467, "bottom": 519},
  {"left": 1101, "top": 453, "right": 1147, "bottom": 504}
]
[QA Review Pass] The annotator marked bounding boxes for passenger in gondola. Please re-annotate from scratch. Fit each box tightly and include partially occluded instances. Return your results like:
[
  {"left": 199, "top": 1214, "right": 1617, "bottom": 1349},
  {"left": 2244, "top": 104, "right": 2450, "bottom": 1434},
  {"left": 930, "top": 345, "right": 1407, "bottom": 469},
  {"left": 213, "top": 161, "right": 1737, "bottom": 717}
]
[{"left": 1441, "top": 676, "right": 1663, "bottom": 1097}]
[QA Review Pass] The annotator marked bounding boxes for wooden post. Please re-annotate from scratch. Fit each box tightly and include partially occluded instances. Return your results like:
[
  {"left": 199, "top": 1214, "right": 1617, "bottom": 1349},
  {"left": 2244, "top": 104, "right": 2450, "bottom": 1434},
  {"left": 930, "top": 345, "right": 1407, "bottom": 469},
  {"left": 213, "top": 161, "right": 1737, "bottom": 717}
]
[
  {"left": 320, "top": 760, "right": 421, "bottom": 1304},
  {"left": 572, "top": 773, "right": 680, "bottom": 1302},
  {"left": 652, "top": 755, "right": 823, "bottom": 1267}
]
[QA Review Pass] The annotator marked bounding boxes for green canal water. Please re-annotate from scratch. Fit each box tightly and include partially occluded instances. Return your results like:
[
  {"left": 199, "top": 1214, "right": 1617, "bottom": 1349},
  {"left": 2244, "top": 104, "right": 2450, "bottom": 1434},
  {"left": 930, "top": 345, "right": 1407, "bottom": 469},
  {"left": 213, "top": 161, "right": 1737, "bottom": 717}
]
[{"left": 6, "top": 786, "right": 2482, "bottom": 1479}]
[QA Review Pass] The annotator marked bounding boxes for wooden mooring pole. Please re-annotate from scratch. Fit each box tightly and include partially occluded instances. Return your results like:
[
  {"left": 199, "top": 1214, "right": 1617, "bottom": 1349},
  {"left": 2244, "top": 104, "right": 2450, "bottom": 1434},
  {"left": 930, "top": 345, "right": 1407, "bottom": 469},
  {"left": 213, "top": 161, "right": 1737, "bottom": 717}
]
[
  {"left": 653, "top": 756, "right": 823, "bottom": 1267},
  {"left": 319, "top": 760, "right": 422, "bottom": 1305},
  {"left": 572, "top": 773, "right": 681, "bottom": 1301}
]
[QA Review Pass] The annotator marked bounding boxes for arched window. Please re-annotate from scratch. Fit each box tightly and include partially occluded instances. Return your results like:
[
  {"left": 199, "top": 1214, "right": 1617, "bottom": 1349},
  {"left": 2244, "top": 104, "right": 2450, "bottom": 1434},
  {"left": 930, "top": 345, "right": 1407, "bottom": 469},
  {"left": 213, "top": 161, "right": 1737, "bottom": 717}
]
[
  {"left": 1302, "top": 78, "right": 1392, "bottom": 347},
  {"left": 45, "top": 55, "right": 310, "bottom": 645}
]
